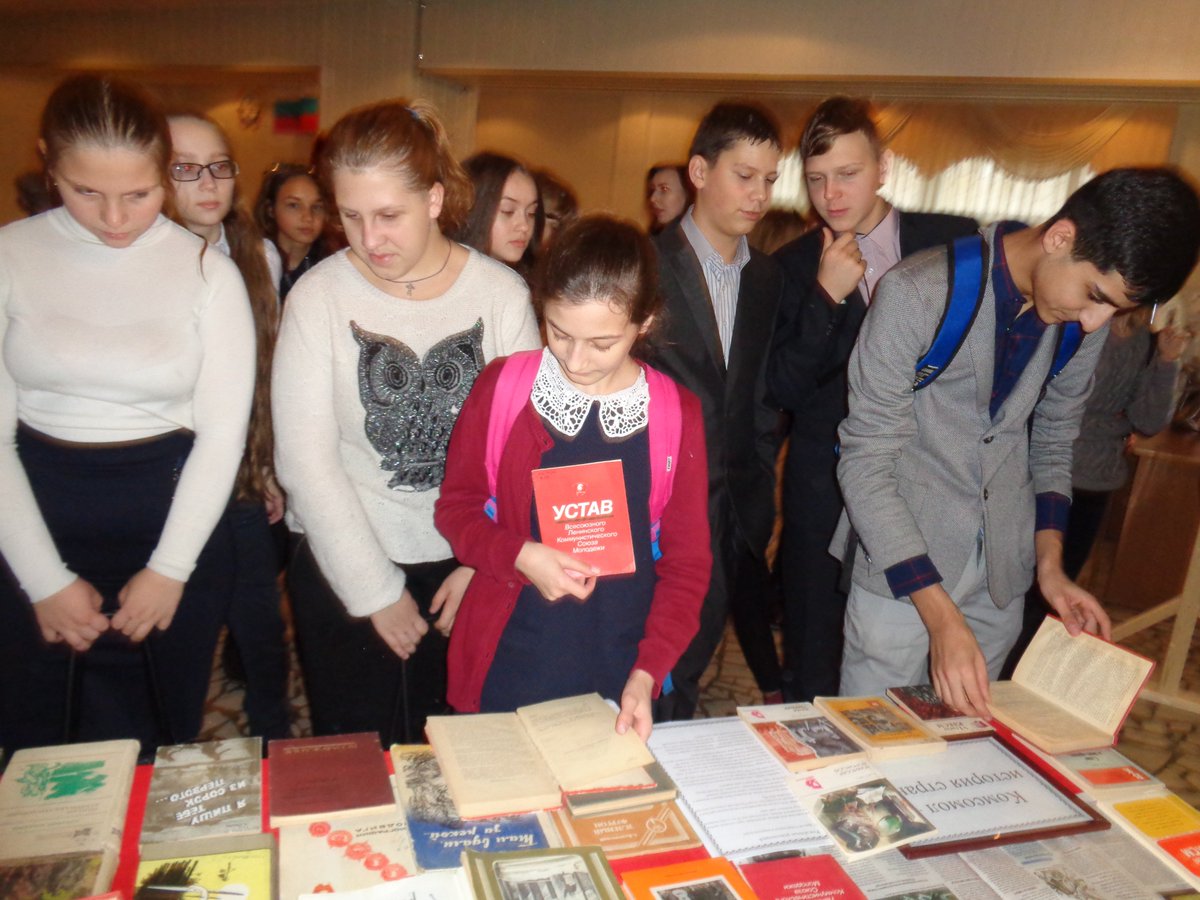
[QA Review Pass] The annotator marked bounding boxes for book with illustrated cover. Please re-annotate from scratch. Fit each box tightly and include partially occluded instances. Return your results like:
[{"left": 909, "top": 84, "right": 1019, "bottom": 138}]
[
  {"left": 885, "top": 685, "right": 994, "bottom": 740},
  {"left": 135, "top": 832, "right": 275, "bottom": 899},
  {"left": 462, "top": 846, "right": 622, "bottom": 900},
  {"left": 813, "top": 696, "right": 946, "bottom": 761},
  {"left": 1009, "top": 735, "right": 1162, "bottom": 800},
  {"left": 737, "top": 854, "right": 866, "bottom": 900},
  {"left": 987, "top": 616, "right": 1154, "bottom": 755},
  {"left": 391, "top": 745, "right": 554, "bottom": 871},
  {"left": 532, "top": 459, "right": 635, "bottom": 576},
  {"left": 548, "top": 800, "right": 702, "bottom": 860},
  {"left": 622, "top": 856, "right": 757, "bottom": 900},
  {"left": 0, "top": 738, "right": 139, "bottom": 897},
  {"left": 424, "top": 693, "right": 655, "bottom": 819},
  {"left": 789, "top": 760, "right": 937, "bottom": 861},
  {"left": 140, "top": 737, "right": 262, "bottom": 846},
  {"left": 268, "top": 732, "right": 396, "bottom": 827},
  {"left": 563, "top": 761, "right": 677, "bottom": 817},
  {"left": 278, "top": 810, "right": 418, "bottom": 897},
  {"left": 1099, "top": 793, "right": 1200, "bottom": 889},
  {"left": 0, "top": 851, "right": 111, "bottom": 900},
  {"left": 736, "top": 702, "right": 866, "bottom": 771}
]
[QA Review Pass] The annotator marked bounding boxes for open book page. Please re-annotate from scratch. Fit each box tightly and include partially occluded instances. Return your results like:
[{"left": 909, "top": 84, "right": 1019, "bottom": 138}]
[
  {"left": 424, "top": 714, "right": 561, "bottom": 818},
  {"left": 987, "top": 682, "right": 1111, "bottom": 752},
  {"left": 1010, "top": 617, "right": 1153, "bottom": 734},
  {"left": 515, "top": 694, "right": 654, "bottom": 793}
]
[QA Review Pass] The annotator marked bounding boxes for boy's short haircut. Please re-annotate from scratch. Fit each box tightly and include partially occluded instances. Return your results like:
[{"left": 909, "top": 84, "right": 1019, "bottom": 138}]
[
  {"left": 800, "top": 96, "right": 882, "bottom": 161},
  {"left": 1047, "top": 167, "right": 1200, "bottom": 305},
  {"left": 689, "top": 101, "right": 781, "bottom": 164}
]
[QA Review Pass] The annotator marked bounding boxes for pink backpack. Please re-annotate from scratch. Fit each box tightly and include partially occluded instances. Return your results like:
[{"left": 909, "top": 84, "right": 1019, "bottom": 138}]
[{"left": 483, "top": 350, "right": 682, "bottom": 560}]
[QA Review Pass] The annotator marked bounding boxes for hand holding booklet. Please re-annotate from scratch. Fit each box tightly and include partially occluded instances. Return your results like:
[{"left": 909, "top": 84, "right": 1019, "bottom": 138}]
[{"left": 424, "top": 693, "right": 655, "bottom": 819}]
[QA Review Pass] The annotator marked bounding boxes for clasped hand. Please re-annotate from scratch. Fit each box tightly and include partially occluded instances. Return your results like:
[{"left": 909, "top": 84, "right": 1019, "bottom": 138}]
[{"left": 35, "top": 567, "right": 185, "bottom": 651}]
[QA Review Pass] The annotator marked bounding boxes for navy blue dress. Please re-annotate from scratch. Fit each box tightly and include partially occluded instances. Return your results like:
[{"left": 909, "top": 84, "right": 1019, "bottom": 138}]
[{"left": 480, "top": 403, "right": 655, "bottom": 710}]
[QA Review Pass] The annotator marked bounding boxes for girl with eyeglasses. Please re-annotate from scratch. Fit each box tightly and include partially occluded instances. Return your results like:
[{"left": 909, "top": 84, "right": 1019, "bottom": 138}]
[
  {"left": 0, "top": 76, "right": 255, "bottom": 756},
  {"left": 272, "top": 99, "right": 539, "bottom": 745},
  {"left": 254, "top": 163, "right": 330, "bottom": 299},
  {"left": 167, "top": 112, "right": 292, "bottom": 740}
]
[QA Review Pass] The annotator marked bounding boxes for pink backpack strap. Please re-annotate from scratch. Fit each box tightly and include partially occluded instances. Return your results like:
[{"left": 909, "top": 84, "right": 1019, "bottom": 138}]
[
  {"left": 643, "top": 362, "right": 682, "bottom": 558},
  {"left": 484, "top": 350, "right": 543, "bottom": 520}
]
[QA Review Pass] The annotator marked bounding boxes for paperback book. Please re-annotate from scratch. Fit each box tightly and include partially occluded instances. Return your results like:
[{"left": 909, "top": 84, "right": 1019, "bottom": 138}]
[
  {"left": 278, "top": 810, "right": 418, "bottom": 897},
  {"left": 424, "top": 693, "right": 655, "bottom": 818},
  {"left": 269, "top": 732, "right": 396, "bottom": 827},
  {"left": 987, "top": 616, "right": 1154, "bottom": 754},
  {"left": 135, "top": 833, "right": 276, "bottom": 899},
  {"left": 789, "top": 760, "right": 937, "bottom": 861},
  {"left": 391, "top": 745, "right": 554, "bottom": 871},
  {"left": 563, "top": 761, "right": 677, "bottom": 817},
  {"left": 813, "top": 696, "right": 946, "bottom": 761},
  {"left": 0, "top": 851, "right": 112, "bottom": 900},
  {"left": 532, "top": 459, "right": 635, "bottom": 576},
  {"left": 0, "top": 738, "right": 139, "bottom": 898},
  {"left": 737, "top": 853, "right": 866, "bottom": 900},
  {"left": 884, "top": 685, "right": 994, "bottom": 740},
  {"left": 736, "top": 702, "right": 865, "bottom": 772},
  {"left": 1009, "top": 735, "right": 1162, "bottom": 800},
  {"left": 622, "top": 856, "right": 757, "bottom": 900},
  {"left": 462, "top": 846, "right": 622, "bottom": 900},
  {"left": 549, "top": 800, "right": 702, "bottom": 860},
  {"left": 140, "top": 737, "right": 262, "bottom": 846}
]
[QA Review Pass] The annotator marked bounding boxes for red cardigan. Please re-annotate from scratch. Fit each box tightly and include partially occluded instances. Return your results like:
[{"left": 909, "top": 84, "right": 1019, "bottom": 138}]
[{"left": 435, "top": 356, "right": 712, "bottom": 712}]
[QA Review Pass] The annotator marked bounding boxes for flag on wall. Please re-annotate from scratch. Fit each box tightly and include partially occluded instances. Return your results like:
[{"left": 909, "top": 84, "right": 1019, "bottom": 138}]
[{"left": 274, "top": 97, "right": 319, "bottom": 134}]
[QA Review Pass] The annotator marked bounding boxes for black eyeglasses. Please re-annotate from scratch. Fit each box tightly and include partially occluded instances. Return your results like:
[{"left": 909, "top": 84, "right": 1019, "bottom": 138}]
[{"left": 170, "top": 160, "right": 239, "bottom": 182}]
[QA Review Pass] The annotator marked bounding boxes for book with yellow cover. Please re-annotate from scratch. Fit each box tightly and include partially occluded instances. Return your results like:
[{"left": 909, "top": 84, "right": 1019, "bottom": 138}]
[
  {"left": 1100, "top": 792, "right": 1200, "bottom": 889},
  {"left": 813, "top": 696, "right": 946, "bottom": 761},
  {"left": 135, "top": 832, "right": 276, "bottom": 899}
]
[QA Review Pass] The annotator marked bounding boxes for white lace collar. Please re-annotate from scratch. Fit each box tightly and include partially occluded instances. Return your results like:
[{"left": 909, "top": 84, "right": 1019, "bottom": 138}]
[{"left": 531, "top": 347, "right": 649, "bottom": 438}]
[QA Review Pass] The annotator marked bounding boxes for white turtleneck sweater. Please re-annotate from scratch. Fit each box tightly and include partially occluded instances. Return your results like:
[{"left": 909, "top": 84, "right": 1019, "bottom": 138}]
[{"left": 0, "top": 208, "right": 256, "bottom": 602}]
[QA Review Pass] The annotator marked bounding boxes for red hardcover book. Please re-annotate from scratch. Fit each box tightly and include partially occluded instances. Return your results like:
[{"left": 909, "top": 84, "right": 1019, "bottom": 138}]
[
  {"left": 739, "top": 854, "right": 866, "bottom": 900},
  {"left": 268, "top": 733, "right": 396, "bottom": 827},
  {"left": 532, "top": 459, "right": 635, "bottom": 576}
]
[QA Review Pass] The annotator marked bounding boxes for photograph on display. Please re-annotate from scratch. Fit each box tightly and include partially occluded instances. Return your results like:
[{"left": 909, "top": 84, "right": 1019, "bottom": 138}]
[
  {"left": 815, "top": 779, "right": 937, "bottom": 858},
  {"left": 492, "top": 853, "right": 602, "bottom": 900},
  {"left": 652, "top": 876, "right": 742, "bottom": 900}
]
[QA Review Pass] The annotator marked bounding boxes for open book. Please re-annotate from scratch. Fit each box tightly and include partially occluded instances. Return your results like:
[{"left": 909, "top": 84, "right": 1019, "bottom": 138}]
[
  {"left": 987, "top": 616, "right": 1154, "bottom": 755},
  {"left": 425, "top": 693, "right": 655, "bottom": 819}
]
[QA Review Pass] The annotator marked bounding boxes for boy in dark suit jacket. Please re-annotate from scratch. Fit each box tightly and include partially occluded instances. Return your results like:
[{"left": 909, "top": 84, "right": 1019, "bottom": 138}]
[
  {"left": 648, "top": 102, "right": 786, "bottom": 718},
  {"left": 768, "top": 97, "right": 977, "bottom": 701}
]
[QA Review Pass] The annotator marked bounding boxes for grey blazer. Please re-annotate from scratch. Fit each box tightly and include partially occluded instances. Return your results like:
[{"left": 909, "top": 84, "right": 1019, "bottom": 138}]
[{"left": 832, "top": 224, "right": 1107, "bottom": 606}]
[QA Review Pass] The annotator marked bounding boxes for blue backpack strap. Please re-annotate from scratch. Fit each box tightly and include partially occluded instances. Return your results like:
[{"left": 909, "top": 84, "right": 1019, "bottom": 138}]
[
  {"left": 913, "top": 235, "right": 988, "bottom": 391},
  {"left": 1048, "top": 322, "right": 1084, "bottom": 383},
  {"left": 642, "top": 363, "right": 683, "bottom": 562}
]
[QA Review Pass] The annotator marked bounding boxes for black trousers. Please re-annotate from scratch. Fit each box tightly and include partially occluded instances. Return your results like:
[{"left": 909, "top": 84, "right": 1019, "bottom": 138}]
[
  {"left": 778, "top": 435, "right": 846, "bottom": 701},
  {"left": 287, "top": 538, "right": 453, "bottom": 746},
  {"left": 0, "top": 429, "right": 233, "bottom": 759},
  {"left": 224, "top": 500, "right": 291, "bottom": 740}
]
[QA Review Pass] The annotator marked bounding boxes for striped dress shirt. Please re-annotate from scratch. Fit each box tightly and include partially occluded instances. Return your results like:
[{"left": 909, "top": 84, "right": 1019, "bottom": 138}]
[{"left": 681, "top": 210, "right": 750, "bottom": 364}]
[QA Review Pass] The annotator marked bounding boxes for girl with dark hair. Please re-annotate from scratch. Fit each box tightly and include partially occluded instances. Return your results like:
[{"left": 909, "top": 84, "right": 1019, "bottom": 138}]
[
  {"left": 254, "top": 163, "right": 329, "bottom": 299},
  {"left": 272, "top": 98, "right": 540, "bottom": 745},
  {"left": 645, "top": 163, "right": 692, "bottom": 233},
  {"left": 0, "top": 75, "right": 255, "bottom": 755},
  {"left": 436, "top": 214, "right": 711, "bottom": 739},
  {"left": 167, "top": 112, "right": 292, "bottom": 739},
  {"left": 452, "top": 152, "right": 542, "bottom": 275}
]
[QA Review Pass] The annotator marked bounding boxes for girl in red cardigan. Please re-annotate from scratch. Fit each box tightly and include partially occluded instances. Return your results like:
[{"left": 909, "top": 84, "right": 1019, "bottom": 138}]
[{"left": 435, "top": 215, "right": 711, "bottom": 739}]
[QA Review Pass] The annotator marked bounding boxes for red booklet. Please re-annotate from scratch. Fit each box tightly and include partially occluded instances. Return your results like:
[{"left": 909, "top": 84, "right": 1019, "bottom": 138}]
[
  {"left": 532, "top": 459, "right": 635, "bottom": 576},
  {"left": 738, "top": 854, "right": 866, "bottom": 900}
]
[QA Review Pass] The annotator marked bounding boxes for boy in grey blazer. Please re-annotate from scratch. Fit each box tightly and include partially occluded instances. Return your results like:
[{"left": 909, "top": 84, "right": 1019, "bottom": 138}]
[{"left": 834, "top": 168, "right": 1200, "bottom": 717}]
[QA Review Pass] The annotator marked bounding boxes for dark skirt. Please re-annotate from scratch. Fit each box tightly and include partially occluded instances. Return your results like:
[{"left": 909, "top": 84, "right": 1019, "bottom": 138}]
[{"left": 0, "top": 428, "right": 234, "bottom": 759}]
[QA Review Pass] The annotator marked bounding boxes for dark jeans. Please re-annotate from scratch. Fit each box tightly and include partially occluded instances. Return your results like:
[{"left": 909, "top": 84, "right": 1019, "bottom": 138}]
[
  {"left": 287, "top": 538, "right": 453, "bottom": 746},
  {"left": 224, "top": 500, "right": 291, "bottom": 740},
  {"left": 0, "top": 429, "right": 233, "bottom": 759}
]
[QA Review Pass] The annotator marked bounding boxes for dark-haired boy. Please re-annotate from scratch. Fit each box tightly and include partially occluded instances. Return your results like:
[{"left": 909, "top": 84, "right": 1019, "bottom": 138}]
[
  {"left": 834, "top": 167, "right": 1200, "bottom": 716},
  {"left": 648, "top": 102, "right": 786, "bottom": 718},
  {"left": 768, "top": 97, "right": 976, "bottom": 701}
]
